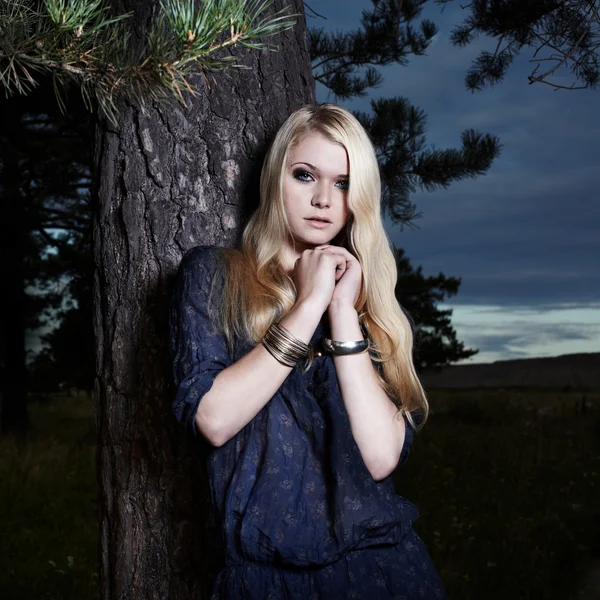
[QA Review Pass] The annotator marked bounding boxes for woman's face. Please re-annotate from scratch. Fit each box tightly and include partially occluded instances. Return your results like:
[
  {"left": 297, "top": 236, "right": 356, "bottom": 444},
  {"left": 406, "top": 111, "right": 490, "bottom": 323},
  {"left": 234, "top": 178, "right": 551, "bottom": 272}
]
[{"left": 281, "top": 131, "right": 350, "bottom": 261}]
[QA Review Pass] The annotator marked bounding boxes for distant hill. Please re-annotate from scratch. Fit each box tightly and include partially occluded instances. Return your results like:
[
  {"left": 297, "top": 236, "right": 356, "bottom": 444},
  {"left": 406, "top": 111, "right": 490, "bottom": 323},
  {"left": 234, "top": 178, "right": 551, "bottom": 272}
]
[{"left": 420, "top": 352, "right": 600, "bottom": 390}]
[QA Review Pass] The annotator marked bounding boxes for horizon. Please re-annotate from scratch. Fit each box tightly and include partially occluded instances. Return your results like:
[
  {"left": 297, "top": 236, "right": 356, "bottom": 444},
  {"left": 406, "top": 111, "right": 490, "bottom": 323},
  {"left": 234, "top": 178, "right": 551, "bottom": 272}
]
[{"left": 427, "top": 348, "right": 599, "bottom": 367}]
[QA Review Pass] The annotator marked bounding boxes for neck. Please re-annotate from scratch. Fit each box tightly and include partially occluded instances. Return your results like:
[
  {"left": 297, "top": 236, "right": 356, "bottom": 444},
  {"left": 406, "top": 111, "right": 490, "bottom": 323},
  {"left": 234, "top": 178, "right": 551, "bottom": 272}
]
[{"left": 280, "top": 241, "right": 306, "bottom": 275}]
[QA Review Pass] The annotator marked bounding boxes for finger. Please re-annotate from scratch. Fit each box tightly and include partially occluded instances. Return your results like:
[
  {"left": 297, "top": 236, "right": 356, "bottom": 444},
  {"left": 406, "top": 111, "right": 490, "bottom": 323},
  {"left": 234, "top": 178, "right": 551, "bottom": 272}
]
[
  {"left": 318, "top": 245, "right": 357, "bottom": 263},
  {"left": 320, "top": 248, "right": 352, "bottom": 271},
  {"left": 324, "top": 249, "right": 347, "bottom": 265},
  {"left": 318, "top": 250, "right": 347, "bottom": 275}
]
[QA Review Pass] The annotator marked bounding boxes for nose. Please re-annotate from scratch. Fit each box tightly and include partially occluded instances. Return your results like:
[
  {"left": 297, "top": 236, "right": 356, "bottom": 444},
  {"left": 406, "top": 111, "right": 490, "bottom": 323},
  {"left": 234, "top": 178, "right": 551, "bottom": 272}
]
[{"left": 311, "top": 184, "right": 331, "bottom": 208}]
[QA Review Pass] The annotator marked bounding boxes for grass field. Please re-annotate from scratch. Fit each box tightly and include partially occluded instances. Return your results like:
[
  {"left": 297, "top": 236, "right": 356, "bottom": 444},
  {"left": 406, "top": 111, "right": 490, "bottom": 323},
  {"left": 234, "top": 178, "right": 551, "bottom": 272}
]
[
  {"left": 399, "top": 388, "right": 600, "bottom": 600},
  {"left": 0, "top": 394, "right": 99, "bottom": 600},
  {"left": 0, "top": 389, "right": 598, "bottom": 599}
]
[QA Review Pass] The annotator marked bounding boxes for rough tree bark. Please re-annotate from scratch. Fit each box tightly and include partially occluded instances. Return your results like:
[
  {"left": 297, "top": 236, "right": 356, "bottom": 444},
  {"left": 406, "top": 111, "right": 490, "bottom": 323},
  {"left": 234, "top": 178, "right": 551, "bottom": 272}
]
[{"left": 92, "top": 1, "right": 315, "bottom": 598}]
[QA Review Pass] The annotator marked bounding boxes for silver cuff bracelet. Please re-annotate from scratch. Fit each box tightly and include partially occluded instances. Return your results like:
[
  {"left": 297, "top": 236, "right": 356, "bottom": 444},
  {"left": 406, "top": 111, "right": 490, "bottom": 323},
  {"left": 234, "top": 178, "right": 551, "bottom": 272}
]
[{"left": 323, "top": 337, "right": 370, "bottom": 355}]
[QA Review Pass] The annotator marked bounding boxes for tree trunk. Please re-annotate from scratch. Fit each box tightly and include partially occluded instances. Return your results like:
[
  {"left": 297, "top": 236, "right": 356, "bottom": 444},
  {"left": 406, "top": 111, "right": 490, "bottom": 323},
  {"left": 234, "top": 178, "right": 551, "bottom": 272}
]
[{"left": 92, "top": 1, "right": 315, "bottom": 598}]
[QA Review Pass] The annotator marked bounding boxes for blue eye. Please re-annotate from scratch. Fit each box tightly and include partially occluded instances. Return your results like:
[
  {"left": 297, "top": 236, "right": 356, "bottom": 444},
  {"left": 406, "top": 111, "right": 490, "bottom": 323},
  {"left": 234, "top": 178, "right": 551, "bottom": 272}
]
[
  {"left": 293, "top": 169, "right": 313, "bottom": 182},
  {"left": 292, "top": 168, "right": 349, "bottom": 190}
]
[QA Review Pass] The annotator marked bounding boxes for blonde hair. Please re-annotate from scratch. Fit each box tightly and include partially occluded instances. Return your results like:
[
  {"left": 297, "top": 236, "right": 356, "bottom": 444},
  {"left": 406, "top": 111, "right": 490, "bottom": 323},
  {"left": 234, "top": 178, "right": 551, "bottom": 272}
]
[{"left": 217, "top": 104, "right": 428, "bottom": 426}]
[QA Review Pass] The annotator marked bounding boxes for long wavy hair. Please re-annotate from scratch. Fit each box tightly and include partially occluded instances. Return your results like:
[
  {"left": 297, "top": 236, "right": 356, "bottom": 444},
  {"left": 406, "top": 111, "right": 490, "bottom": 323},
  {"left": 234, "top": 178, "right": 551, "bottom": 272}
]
[{"left": 216, "top": 104, "right": 428, "bottom": 426}]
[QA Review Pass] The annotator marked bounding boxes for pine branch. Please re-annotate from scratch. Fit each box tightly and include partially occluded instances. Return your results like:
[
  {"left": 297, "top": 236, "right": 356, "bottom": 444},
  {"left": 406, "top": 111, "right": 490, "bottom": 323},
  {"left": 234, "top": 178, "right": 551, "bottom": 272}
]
[
  {"left": 309, "top": 1, "right": 437, "bottom": 98},
  {"left": 355, "top": 98, "right": 501, "bottom": 225},
  {"left": 304, "top": 3, "right": 326, "bottom": 20},
  {"left": 439, "top": 0, "right": 600, "bottom": 91},
  {"left": 528, "top": 2, "right": 599, "bottom": 88},
  {"left": 0, "top": 0, "right": 298, "bottom": 125}
]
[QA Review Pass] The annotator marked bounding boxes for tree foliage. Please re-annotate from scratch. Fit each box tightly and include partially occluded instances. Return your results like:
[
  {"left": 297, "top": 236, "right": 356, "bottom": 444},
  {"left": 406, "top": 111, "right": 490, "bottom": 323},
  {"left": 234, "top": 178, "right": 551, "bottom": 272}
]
[
  {"left": 437, "top": 0, "right": 600, "bottom": 91},
  {"left": 355, "top": 97, "right": 501, "bottom": 222},
  {"left": 310, "top": 0, "right": 437, "bottom": 98},
  {"left": 0, "top": 80, "right": 92, "bottom": 403},
  {"left": 0, "top": 0, "right": 297, "bottom": 124},
  {"left": 394, "top": 247, "right": 477, "bottom": 369}
]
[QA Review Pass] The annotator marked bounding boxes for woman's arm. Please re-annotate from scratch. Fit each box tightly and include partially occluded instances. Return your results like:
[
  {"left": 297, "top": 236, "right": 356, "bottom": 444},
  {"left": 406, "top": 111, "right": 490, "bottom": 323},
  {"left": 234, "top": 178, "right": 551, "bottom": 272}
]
[
  {"left": 312, "top": 243, "right": 406, "bottom": 481},
  {"left": 172, "top": 247, "right": 346, "bottom": 447},
  {"left": 196, "top": 300, "right": 321, "bottom": 447},
  {"left": 328, "top": 300, "right": 406, "bottom": 481}
]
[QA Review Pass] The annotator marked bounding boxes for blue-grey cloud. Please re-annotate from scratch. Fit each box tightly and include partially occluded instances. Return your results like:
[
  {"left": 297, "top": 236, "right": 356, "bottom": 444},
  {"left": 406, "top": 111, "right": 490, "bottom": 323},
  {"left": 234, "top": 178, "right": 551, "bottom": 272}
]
[
  {"left": 453, "top": 312, "right": 600, "bottom": 360},
  {"left": 444, "top": 303, "right": 600, "bottom": 361}
]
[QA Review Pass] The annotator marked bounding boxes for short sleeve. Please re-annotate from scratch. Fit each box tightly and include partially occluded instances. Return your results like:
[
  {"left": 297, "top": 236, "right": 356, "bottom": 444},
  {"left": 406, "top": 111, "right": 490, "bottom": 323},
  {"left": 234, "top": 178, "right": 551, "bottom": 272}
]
[{"left": 168, "top": 245, "right": 232, "bottom": 438}]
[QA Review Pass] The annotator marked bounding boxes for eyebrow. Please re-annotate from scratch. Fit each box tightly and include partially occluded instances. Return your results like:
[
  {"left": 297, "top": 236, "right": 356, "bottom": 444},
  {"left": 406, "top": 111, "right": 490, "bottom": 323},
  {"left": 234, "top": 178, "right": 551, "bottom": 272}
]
[{"left": 291, "top": 162, "right": 348, "bottom": 179}]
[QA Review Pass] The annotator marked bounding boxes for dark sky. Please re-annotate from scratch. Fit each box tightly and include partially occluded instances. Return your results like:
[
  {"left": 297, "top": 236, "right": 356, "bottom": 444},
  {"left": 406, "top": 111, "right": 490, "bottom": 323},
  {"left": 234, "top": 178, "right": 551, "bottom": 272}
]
[{"left": 314, "top": 1, "right": 600, "bottom": 363}]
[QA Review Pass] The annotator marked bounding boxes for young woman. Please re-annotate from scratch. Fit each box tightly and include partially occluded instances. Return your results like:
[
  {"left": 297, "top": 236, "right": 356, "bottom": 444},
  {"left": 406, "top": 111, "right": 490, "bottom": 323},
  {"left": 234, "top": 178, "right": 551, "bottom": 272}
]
[{"left": 169, "top": 104, "right": 446, "bottom": 599}]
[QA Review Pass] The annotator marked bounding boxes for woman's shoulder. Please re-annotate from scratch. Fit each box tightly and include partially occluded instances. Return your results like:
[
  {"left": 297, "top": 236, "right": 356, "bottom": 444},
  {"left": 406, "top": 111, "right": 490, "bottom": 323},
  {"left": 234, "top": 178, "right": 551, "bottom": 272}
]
[
  {"left": 180, "top": 244, "right": 224, "bottom": 268},
  {"left": 173, "top": 246, "right": 224, "bottom": 296},
  {"left": 178, "top": 244, "right": 237, "bottom": 278}
]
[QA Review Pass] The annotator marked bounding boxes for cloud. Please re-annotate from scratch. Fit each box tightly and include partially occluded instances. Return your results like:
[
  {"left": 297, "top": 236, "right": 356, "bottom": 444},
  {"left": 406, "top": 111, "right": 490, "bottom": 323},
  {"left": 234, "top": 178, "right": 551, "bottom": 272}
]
[{"left": 447, "top": 304, "right": 600, "bottom": 363}]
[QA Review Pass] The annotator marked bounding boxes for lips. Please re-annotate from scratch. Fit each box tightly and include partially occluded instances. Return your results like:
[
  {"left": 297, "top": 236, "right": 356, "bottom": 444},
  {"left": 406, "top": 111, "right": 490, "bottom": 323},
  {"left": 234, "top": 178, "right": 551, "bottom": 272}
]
[
  {"left": 305, "top": 217, "right": 331, "bottom": 229},
  {"left": 305, "top": 216, "right": 331, "bottom": 223}
]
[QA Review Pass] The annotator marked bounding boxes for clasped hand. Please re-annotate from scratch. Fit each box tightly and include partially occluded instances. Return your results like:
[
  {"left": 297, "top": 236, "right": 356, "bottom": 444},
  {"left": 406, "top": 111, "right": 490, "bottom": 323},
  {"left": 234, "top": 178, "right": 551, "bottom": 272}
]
[{"left": 293, "top": 245, "right": 362, "bottom": 314}]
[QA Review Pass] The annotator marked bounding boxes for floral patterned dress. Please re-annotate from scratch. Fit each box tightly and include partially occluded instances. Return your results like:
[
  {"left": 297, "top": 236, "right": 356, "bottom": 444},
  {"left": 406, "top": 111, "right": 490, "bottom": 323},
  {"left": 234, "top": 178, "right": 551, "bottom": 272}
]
[{"left": 169, "top": 245, "right": 447, "bottom": 599}]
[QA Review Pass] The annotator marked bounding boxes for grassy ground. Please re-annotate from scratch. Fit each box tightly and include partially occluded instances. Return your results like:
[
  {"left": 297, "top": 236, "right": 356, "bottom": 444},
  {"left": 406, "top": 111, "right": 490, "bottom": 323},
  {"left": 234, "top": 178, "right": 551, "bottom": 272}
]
[
  {"left": 0, "top": 389, "right": 598, "bottom": 599},
  {"left": 0, "top": 394, "right": 99, "bottom": 600},
  {"left": 397, "top": 388, "right": 600, "bottom": 599}
]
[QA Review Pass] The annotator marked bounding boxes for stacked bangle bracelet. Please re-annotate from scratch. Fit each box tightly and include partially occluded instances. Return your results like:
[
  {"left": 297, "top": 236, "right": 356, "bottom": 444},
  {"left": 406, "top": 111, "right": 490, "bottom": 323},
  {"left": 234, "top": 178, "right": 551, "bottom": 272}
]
[
  {"left": 262, "top": 321, "right": 371, "bottom": 368},
  {"left": 262, "top": 322, "right": 310, "bottom": 367}
]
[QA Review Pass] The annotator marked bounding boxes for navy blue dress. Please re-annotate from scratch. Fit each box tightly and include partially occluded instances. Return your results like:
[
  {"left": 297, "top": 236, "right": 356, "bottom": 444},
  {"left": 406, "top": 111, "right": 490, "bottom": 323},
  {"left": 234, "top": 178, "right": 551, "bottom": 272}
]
[{"left": 169, "top": 245, "right": 446, "bottom": 599}]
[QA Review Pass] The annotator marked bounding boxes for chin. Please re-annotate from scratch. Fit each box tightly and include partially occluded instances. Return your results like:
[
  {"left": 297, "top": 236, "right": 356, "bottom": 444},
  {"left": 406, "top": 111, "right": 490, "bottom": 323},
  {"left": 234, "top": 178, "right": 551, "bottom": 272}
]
[
  {"left": 289, "top": 222, "right": 343, "bottom": 248},
  {"left": 301, "top": 233, "right": 338, "bottom": 247}
]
